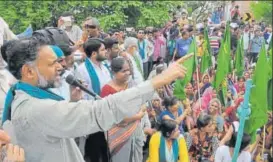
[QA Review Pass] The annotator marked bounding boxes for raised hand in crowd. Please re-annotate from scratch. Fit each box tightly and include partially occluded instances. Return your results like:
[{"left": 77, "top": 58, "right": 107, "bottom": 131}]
[{"left": 151, "top": 53, "right": 193, "bottom": 89}]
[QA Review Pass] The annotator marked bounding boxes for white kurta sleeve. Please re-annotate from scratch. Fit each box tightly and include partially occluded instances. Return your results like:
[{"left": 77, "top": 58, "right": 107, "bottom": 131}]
[{"left": 24, "top": 81, "right": 154, "bottom": 138}]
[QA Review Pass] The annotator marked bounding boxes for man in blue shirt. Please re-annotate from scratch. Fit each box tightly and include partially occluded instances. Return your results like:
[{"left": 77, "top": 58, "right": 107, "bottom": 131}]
[
  {"left": 248, "top": 30, "right": 263, "bottom": 64},
  {"left": 212, "top": 7, "right": 224, "bottom": 25},
  {"left": 173, "top": 31, "right": 192, "bottom": 60}
]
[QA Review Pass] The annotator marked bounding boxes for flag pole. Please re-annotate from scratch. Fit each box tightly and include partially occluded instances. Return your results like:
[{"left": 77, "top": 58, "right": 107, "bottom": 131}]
[
  {"left": 193, "top": 24, "right": 202, "bottom": 112},
  {"left": 196, "top": 59, "right": 202, "bottom": 112},
  {"left": 262, "top": 126, "right": 266, "bottom": 159}
]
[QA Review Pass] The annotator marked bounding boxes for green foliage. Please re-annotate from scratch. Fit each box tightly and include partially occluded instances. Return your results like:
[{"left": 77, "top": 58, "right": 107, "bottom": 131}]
[
  {"left": 0, "top": 1, "right": 183, "bottom": 34},
  {"left": 250, "top": 1, "right": 272, "bottom": 24}
]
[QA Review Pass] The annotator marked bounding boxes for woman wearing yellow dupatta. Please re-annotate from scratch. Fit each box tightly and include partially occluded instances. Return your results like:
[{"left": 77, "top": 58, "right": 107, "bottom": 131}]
[{"left": 147, "top": 119, "right": 189, "bottom": 162}]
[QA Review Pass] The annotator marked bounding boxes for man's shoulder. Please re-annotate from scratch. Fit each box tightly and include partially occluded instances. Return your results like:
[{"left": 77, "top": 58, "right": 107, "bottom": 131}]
[{"left": 12, "top": 90, "right": 35, "bottom": 111}]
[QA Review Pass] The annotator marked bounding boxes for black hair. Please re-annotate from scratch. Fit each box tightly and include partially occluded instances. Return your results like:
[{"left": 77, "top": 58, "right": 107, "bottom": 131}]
[
  {"left": 83, "top": 38, "right": 104, "bottom": 58},
  {"left": 57, "top": 44, "right": 73, "bottom": 57},
  {"left": 196, "top": 114, "right": 212, "bottom": 129},
  {"left": 181, "top": 31, "right": 189, "bottom": 37},
  {"left": 238, "top": 76, "right": 245, "bottom": 82},
  {"left": 1, "top": 40, "right": 17, "bottom": 63},
  {"left": 152, "top": 28, "right": 159, "bottom": 33},
  {"left": 32, "top": 27, "right": 73, "bottom": 46},
  {"left": 213, "top": 27, "right": 220, "bottom": 33},
  {"left": 187, "top": 26, "right": 194, "bottom": 33},
  {"left": 107, "top": 29, "right": 113, "bottom": 36},
  {"left": 137, "top": 28, "right": 145, "bottom": 33},
  {"left": 104, "top": 38, "right": 118, "bottom": 49},
  {"left": 229, "top": 132, "right": 251, "bottom": 152},
  {"left": 159, "top": 119, "right": 177, "bottom": 138},
  {"left": 162, "top": 96, "right": 178, "bottom": 110},
  {"left": 3, "top": 39, "right": 46, "bottom": 79},
  {"left": 31, "top": 32, "right": 51, "bottom": 45},
  {"left": 110, "top": 57, "right": 127, "bottom": 73}
]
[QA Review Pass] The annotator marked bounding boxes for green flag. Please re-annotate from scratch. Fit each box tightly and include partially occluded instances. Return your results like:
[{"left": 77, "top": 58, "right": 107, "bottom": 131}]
[
  {"left": 200, "top": 27, "right": 212, "bottom": 73},
  {"left": 234, "top": 37, "right": 244, "bottom": 76},
  {"left": 268, "top": 49, "right": 272, "bottom": 110},
  {"left": 269, "top": 37, "right": 272, "bottom": 51},
  {"left": 174, "top": 37, "right": 197, "bottom": 100},
  {"left": 268, "top": 48, "right": 272, "bottom": 80},
  {"left": 268, "top": 80, "right": 272, "bottom": 110},
  {"left": 213, "top": 22, "right": 231, "bottom": 90},
  {"left": 224, "top": 21, "right": 232, "bottom": 73},
  {"left": 244, "top": 42, "right": 268, "bottom": 142}
]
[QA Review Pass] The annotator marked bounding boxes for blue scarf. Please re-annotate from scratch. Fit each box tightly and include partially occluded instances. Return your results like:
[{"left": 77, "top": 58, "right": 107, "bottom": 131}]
[
  {"left": 85, "top": 59, "right": 101, "bottom": 95},
  {"left": 159, "top": 134, "right": 179, "bottom": 162},
  {"left": 2, "top": 82, "right": 64, "bottom": 125},
  {"left": 50, "top": 45, "right": 64, "bottom": 58},
  {"left": 85, "top": 59, "right": 112, "bottom": 95},
  {"left": 138, "top": 40, "right": 146, "bottom": 60}
]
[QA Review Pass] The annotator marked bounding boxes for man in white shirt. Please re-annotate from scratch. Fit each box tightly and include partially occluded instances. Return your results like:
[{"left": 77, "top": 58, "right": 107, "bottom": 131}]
[
  {"left": 58, "top": 12, "right": 82, "bottom": 43},
  {"left": 215, "top": 132, "right": 252, "bottom": 162},
  {"left": 76, "top": 38, "right": 112, "bottom": 100},
  {"left": 137, "top": 29, "right": 151, "bottom": 79},
  {"left": 122, "top": 37, "right": 144, "bottom": 85},
  {"left": 243, "top": 25, "right": 251, "bottom": 56}
]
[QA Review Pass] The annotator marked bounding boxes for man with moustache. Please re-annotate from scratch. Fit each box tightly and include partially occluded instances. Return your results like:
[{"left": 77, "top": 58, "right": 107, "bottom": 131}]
[
  {"left": 76, "top": 38, "right": 114, "bottom": 161},
  {"left": 76, "top": 38, "right": 112, "bottom": 99},
  {"left": 1, "top": 37, "right": 191, "bottom": 162},
  {"left": 83, "top": 17, "right": 108, "bottom": 40}
]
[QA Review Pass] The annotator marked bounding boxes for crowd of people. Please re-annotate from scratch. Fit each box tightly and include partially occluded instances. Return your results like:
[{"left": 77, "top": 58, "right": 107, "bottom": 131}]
[{"left": 0, "top": 2, "right": 272, "bottom": 162}]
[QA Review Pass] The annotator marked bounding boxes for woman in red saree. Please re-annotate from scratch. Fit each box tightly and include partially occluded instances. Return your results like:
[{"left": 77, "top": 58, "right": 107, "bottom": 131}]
[{"left": 101, "top": 57, "right": 147, "bottom": 162}]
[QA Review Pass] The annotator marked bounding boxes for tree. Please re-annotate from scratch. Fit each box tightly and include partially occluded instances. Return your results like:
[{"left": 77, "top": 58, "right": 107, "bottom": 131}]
[
  {"left": 0, "top": 1, "right": 184, "bottom": 34},
  {"left": 250, "top": 1, "right": 272, "bottom": 24},
  {"left": 184, "top": 1, "right": 225, "bottom": 23}
]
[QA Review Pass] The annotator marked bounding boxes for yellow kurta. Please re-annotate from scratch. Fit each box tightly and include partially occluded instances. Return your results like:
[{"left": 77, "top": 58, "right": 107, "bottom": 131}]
[{"left": 147, "top": 132, "right": 189, "bottom": 162}]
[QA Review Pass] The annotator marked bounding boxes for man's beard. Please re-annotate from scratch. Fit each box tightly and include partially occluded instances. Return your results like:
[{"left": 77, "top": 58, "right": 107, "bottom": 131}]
[
  {"left": 96, "top": 53, "right": 107, "bottom": 62},
  {"left": 36, "top": 69, "right": 62, "bottom": 89}
]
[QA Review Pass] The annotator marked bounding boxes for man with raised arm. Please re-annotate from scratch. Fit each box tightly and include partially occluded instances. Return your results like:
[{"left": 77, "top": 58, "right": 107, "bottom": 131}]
[{"left": 1, "top": 38, "right": 192, "bottom": 162}]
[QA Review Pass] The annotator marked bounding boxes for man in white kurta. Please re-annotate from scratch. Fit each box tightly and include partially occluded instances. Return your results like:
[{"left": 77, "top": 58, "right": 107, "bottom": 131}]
[
  {"left": 123, "top": 37, "right": 144, "bottom": 85},
  {"left": 3, "top": 38, "right": 191, "bottom": 162},
  {"left": 76, "top": 59, "right": 111, "bottom": 99}
]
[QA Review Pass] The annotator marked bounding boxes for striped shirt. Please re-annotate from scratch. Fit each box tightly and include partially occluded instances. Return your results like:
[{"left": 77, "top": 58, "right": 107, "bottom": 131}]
[{"left": 209, "top": 36, "right": 220, "bottom": 49}]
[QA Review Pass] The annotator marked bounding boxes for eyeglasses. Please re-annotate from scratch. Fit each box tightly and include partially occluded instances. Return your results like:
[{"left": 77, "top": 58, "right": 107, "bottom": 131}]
[
  {"left": 138, "top": 32, "right": 144, "bottom": 34},
  {"left": 85, "top": 24, "right": 97, "bottom": 29}
]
